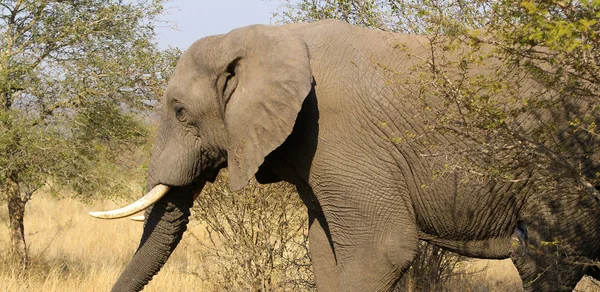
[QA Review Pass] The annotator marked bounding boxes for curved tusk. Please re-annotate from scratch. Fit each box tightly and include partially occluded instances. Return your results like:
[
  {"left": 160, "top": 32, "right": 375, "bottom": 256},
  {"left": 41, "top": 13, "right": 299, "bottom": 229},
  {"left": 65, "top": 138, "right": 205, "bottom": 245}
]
[
  {"left": 89, "top": 184, "right": 171, "bottom": 219},
  {"left": 127, "top": 189, "right": 202, "bottom": 223},
  {"left": 129, "top": 215, "right": 145, "bottom": 222}
]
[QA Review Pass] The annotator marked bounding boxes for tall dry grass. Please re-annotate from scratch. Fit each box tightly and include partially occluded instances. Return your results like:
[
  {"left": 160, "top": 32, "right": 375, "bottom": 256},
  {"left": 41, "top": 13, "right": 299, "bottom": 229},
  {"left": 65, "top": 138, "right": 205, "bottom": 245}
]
[
  {"left": 0, "top": 195, "right": 598, "bottom": 291},
  {"left": 0, "top": 195, "right": 208, "bottom": 292}
]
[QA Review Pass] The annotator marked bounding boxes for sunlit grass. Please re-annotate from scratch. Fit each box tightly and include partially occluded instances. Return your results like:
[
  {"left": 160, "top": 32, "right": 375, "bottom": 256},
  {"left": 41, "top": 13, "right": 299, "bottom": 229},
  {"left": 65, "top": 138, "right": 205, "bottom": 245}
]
[
  {"left": 0, "top": 195, "right": 598, "bottom": 291},
  {"left": 0, "top": 195, "right": 207, "bottom": 292}
]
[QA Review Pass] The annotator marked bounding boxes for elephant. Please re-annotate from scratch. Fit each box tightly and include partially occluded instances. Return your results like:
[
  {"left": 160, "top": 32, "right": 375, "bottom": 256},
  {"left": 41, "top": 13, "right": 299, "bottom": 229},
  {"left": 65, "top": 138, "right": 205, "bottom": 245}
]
[{"left": 90, "top": 19, "right": 600, "bottom": 291}]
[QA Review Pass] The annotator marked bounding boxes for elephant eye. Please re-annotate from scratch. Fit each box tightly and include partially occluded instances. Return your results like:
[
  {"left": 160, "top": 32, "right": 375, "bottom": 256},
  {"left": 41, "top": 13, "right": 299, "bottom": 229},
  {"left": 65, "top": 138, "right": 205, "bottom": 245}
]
[{"left": 174, "top": 104, "right": 189, "bottom": 123}]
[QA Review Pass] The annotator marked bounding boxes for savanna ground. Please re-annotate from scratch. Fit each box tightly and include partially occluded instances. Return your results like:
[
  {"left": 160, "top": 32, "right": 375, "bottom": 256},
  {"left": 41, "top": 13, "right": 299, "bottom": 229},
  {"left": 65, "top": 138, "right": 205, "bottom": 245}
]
[{"left": 0, "top": 195, "right": 598, "bottom": 292}]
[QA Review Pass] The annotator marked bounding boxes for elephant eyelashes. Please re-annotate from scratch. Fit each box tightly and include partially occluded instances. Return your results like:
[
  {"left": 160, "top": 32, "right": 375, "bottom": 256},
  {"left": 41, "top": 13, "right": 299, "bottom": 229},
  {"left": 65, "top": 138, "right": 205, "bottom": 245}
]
[{"left": 174, "top": 103, "right": 189, "bottom": 123}]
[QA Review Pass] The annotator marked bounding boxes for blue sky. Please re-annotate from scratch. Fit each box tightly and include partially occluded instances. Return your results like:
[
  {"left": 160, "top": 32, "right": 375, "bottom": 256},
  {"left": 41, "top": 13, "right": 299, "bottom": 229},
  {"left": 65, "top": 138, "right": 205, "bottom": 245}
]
[{"left": 155, "top": 0, "right": 284, "bottom": 49}]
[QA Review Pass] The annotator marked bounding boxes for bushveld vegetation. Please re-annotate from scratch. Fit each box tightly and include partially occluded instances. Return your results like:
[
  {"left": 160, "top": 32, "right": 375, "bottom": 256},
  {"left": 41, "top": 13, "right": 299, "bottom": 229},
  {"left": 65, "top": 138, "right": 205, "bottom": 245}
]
[
  {"left": 0, "top": 0, "right": 178, "bottom": 268},
  {"left": 0, "top": 184, "right": 598, "bottom": 291}
]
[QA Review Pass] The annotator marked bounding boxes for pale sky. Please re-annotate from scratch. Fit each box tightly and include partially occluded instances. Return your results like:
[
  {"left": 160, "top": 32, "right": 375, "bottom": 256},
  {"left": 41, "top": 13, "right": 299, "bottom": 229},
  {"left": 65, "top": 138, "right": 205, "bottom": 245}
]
[{"left": 155, "top": 0, "right": 284, "bottom": 50}]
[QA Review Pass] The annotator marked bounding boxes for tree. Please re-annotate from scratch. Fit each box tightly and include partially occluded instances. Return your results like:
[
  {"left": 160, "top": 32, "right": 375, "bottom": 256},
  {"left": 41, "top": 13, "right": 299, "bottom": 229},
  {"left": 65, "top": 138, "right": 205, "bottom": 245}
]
[
  {"left": 0, "top": 0, "right": 178, "bottom": 268},
  {"left": 278, "top": 0, "right": 599, "bottom": 208},
  {"left": 276, "top": 0, "right": 600, "bottom": 287}
]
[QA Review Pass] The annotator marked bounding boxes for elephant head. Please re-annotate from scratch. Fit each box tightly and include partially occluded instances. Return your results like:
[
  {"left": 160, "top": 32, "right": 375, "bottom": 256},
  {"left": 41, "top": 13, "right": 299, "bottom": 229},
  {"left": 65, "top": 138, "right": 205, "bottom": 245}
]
[{"left": 89, "top": 24, "right": 313, "bottom": 291}]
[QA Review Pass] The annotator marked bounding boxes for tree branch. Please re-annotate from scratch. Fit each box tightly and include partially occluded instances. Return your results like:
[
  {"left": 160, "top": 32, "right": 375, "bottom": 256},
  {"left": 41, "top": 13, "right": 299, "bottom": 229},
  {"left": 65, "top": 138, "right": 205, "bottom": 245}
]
[{"left": 507, "top": 125, "right": 600, "bottom": 203}]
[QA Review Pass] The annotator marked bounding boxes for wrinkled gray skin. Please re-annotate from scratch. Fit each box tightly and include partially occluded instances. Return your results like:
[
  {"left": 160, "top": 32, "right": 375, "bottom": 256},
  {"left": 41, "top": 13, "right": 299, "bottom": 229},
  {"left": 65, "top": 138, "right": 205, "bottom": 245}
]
[{"left": 111, "top": 20, "right": 600, "bottom": 291}]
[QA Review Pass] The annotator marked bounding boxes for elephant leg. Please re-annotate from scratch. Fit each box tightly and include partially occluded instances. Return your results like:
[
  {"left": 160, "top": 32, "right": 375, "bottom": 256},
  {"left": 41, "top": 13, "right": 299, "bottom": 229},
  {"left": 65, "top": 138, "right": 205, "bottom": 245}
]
[
  {"left": 510, "top": 225, "right": 586, "bottom": 292},
  {"left": 309, "top": 211, "right": 339, "bottom": 291},
  {"left": 511, "top": 192, "right": 600, "bottom": 291},
  {"left": 318, "top": 187, "right": 418, "bottom": 291},
  {"left": 332, "top": 216, "right": 418, "bottom": 292},
  {"left": 512, "top": 252, "right": 585, "bottom": 291}
]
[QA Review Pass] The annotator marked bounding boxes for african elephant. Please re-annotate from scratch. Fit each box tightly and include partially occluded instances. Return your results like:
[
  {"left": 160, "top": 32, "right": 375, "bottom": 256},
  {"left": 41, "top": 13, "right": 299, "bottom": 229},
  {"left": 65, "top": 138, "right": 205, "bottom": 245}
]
[{"left": 90, "top": 19, "right": 600, "bottom": 291}]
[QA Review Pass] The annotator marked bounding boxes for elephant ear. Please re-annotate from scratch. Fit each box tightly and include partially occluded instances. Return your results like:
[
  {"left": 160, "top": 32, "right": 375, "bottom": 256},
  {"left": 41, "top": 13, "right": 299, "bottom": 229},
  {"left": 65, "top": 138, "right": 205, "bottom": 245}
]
[{"left": 221, "top": 25, "right": 312, "bottom": 191}]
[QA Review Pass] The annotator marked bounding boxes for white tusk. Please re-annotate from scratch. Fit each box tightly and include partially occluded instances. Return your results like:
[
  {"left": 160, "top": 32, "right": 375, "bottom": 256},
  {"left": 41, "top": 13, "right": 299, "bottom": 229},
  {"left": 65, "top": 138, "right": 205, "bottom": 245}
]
[
  {"left": 127, "top": 187, "right": 202, "bottom": 223},
  {"left": 130, "top": 215, "right": 145, "bottom": 222},
  {"left": 89, "top": 184, "right": 171, "bottom": 219}
]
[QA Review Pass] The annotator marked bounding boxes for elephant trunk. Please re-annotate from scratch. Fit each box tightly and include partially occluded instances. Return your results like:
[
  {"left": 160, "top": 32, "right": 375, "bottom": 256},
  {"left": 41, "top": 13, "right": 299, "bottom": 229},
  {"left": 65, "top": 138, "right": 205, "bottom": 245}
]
[{"left": 110, "top": 183, "right": 202, "bottom": 292}]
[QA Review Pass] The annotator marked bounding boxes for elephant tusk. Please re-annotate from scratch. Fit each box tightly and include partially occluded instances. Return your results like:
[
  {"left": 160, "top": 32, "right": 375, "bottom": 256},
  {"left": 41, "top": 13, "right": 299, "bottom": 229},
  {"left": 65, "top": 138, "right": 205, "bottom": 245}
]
[
  {"left": 89, "top": 184, "right": 171, "bottom": 219},
  {"left": 129, "top": 215, "right": 145, "bottom": 222},
  {"left": 127, "top": 190, "right": 202, "bottom": 222}
]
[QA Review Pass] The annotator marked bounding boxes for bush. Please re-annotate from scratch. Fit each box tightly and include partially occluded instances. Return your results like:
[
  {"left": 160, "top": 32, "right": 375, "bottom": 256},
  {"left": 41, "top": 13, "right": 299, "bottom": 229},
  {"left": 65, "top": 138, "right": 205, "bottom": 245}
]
[
  {"left": 190, "top": 172, "right": 314, "bottom": 291},
  {"left": 395, "top": 242, "right": 465, "bottom": 292}
]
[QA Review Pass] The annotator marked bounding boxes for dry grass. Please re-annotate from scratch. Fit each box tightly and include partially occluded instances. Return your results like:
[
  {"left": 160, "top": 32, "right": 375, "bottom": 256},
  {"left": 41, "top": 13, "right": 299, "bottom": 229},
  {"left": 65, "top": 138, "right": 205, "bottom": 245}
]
[
  {"left": 0, "top": 195, "right": 208, "bottom": 292},
  {"left": 449, "top": 259, "right": 599, "bottom": 292},
  {"left": 0, "top": 196, "right": 598, "bottom": 291}
]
